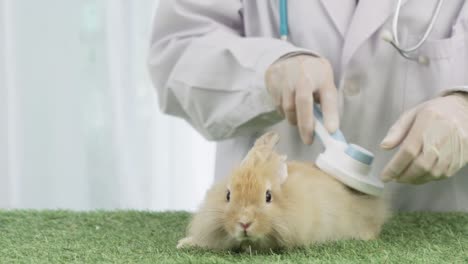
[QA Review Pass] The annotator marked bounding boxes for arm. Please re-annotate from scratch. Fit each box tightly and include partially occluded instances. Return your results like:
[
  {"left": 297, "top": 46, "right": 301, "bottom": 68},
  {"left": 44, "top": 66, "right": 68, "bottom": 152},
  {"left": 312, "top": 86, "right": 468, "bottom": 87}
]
[{"left": 147, "top": 0, "right": 308, "bottom": 140}]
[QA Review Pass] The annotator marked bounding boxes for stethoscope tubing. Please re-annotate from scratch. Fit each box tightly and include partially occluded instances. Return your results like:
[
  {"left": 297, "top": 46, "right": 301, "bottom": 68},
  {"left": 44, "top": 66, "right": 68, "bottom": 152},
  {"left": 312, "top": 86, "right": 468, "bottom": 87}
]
[
  {"left": 278, "top": 0, "right": 445, "bottom": 64},
  {"left": 279, "top": 0, "right": 289, "bottom": 40},
  {"left": 392, "top": 0, "right": 445, "bottom": 53}
]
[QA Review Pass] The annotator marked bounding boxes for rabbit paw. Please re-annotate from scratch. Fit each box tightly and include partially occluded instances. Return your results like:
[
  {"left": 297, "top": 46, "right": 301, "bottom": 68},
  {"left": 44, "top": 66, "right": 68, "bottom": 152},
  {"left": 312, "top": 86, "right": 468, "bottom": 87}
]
[{"left": 177, "top": 237, "right": 195, "bottom": 249}]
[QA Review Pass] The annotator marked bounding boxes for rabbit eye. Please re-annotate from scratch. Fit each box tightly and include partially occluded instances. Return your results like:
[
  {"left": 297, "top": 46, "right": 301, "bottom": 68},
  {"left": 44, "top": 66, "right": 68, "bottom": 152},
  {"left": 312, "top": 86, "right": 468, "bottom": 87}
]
[
  {"left": 266, "top": 190, "right": 272, "bottom": 203},
  {"left": 226, "top": 190, "right": 230, "bottom": 202}
]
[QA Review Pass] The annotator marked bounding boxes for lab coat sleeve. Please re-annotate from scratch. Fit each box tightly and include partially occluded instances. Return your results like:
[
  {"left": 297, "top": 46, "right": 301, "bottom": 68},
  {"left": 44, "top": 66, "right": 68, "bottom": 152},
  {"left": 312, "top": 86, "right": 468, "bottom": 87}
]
[
  {"left": 440, "top": 86, "right": 468, "bottom": 97},
  {"left": 147, "top": 0, "right": 314, "bottom": 140}
]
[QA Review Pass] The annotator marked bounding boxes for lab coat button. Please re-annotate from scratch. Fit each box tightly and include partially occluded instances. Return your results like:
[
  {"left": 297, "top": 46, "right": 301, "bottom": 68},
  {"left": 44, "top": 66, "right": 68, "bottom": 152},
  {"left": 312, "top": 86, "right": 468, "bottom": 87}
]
[{"left": 344, "top": 81, "right": 360, "bottom": 96}]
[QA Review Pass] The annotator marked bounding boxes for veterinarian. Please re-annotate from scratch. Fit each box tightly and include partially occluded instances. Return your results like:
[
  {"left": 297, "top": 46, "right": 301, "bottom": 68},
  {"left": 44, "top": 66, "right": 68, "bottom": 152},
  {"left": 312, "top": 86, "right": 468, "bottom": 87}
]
[{"left": 148, "top": 1, "right": 468, "bottom": 211}]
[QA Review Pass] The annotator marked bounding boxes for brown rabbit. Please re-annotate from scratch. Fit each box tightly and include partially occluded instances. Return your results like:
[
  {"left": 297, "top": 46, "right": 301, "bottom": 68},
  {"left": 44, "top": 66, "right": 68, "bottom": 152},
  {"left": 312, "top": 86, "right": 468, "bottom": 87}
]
[{"left": 177, "top": 132, "right": 390, "bottom": 251}]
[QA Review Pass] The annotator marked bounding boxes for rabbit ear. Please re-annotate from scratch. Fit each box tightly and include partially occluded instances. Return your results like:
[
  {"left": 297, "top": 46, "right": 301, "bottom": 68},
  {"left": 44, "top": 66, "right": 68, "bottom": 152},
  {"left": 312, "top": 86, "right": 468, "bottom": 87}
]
[
  {"left": 278, "top": 155, "right": 288, "bottom": 184},
  {"left": 253, "top": 131, "right": 280, "bottom": 148},
  {"left": 241, "top": 131, "right": 288, "bottom": 184},
  {"left": 241, "top": 131, "right": 280, "bottom": 166}
]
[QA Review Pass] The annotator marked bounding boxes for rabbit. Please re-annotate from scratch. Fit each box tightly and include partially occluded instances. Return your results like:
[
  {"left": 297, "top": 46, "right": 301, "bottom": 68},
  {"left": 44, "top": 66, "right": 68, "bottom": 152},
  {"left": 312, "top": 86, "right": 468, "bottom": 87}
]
[{"left": 177, "top": 131, "right": 390, "bottom": 251}]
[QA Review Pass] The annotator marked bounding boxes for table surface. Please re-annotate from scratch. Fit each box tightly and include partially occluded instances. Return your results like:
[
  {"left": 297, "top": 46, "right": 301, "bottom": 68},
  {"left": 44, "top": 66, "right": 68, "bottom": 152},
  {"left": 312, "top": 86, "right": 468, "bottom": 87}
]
[{"left": 0, "top": 211, "right": 467, "bottom": 263}]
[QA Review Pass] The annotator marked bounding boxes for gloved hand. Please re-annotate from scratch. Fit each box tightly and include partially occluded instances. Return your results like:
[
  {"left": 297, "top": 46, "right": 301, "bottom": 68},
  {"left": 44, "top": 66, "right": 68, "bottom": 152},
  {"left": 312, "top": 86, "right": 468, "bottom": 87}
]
[
  {"left": 380, "top": 93, "right": 468, "bottom": 184},
  {"left": 265, "top": 55, "right": 339, "bottom": 144}
]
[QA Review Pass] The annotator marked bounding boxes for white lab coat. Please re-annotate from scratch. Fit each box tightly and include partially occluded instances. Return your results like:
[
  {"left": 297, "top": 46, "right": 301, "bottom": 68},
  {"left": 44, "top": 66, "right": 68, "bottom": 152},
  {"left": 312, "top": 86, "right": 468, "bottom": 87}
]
[{"left": 148, "top": 0, "right": 468, "bottom": 211}]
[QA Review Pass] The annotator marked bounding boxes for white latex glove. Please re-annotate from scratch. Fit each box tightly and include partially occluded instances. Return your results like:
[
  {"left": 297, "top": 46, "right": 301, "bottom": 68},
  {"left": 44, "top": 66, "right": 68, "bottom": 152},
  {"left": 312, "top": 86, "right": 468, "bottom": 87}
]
[
  {"left": 380, "top": 93, "right": 468, "bottom": 184},
  {"left": 265, "top": 55, "right": 339, "bottom": 144}
]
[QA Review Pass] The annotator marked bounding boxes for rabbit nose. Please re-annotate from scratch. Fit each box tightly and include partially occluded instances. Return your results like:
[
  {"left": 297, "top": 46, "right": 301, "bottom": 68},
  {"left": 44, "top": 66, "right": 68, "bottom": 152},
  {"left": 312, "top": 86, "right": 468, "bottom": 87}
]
[{"left": 239, "top": 222, "right": 252, "bottom": 230}]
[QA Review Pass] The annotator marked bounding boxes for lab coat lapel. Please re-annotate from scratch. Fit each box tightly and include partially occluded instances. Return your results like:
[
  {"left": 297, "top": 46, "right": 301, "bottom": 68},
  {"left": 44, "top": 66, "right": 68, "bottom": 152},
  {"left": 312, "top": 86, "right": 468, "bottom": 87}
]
[
  {"left": 319, "top": 0, "right": 354, "bottom": 38},
  {"left": 342, "top": 0, "right": 409, "bottom": 69}
]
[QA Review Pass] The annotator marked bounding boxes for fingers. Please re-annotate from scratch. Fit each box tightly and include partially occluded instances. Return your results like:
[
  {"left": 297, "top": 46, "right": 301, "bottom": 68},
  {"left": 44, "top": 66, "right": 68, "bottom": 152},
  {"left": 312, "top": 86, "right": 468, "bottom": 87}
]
[
  {"left": 294, "top": 57, "right": 338, "bottom": 144},
  {"left": 396, "top": 145, "right": 438, "bottom": 184},
  {"left": 381, "top": 143, "right": 422, "bottom": 182},
  {"left": 295, "top": 75, "right": 314, "bottom": 145},
  {"left": 381, "top": 111, "right": 433, "bottom": 182},
  {"left": 387, "top": 111, "right": 464, "bottom": 184},
  {"left": 408, "top": 174, "right": 434, "bottom": 185},
  {"left": 395, "top": 161, "right": 425, "bottom": 184},
  {"left": 432, "top": 160, "right": 449, "bottom": 180},
  {"left": 269, "top": 55, "right": 339, "bottom": 145},
  {"left": 438, "top": 129, "right": 463, "bottom": 177},
  {"left": 380, "top": 107, "right": 419, "bottom": 150},
  {"left": 282, "top": 88, "right": 297, "bottom": 126},
  {"left": 318, "top": 79, "right": 339, "bottom": 133},
  {"left": 381, "top": 115, "right": 429, "bottom": 182},
  {"left": 424, "top": 132, "right": 456, "bottom": 180}
]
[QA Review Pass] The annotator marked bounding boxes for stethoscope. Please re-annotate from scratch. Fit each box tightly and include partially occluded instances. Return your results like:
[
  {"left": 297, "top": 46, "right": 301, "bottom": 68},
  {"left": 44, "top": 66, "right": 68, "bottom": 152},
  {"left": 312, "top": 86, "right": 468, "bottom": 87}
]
[{"left": 278, "top": 0, "right": 446, "bottom": 65}]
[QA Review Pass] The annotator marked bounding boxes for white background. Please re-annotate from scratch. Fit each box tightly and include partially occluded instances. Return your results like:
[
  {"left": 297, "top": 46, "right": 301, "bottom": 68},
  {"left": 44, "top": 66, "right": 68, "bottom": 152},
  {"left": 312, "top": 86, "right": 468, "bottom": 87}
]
[{"left": 0, "top": 0, "right": 215, "bottom": 211}]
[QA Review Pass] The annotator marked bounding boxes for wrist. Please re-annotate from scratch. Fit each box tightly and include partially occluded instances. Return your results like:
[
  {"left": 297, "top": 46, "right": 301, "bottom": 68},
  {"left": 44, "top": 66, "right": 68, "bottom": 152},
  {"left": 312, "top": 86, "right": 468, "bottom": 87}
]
[{"left": 276, "top": 51, "right": 319, "bottom": 62}]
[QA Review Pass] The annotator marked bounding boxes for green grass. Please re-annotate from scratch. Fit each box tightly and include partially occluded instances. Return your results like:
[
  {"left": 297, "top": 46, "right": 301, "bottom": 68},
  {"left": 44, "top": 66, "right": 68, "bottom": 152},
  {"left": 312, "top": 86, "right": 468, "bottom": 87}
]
[{"left": 0, "top": 211, "right": 467, "bottom": 263}]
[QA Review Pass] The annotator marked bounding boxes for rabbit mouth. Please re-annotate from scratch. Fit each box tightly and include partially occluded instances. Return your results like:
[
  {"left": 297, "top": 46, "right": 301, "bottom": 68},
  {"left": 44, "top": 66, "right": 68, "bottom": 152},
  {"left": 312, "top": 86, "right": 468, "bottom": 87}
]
[
  {"left": 238, "top": 235, "right": 255, "bottom": 243},
  {"left": 237, "top": 230, "right": 261, "bottom": 242},
  {"left": 237, "top": 230, "right": 250, "bottom": 240}
]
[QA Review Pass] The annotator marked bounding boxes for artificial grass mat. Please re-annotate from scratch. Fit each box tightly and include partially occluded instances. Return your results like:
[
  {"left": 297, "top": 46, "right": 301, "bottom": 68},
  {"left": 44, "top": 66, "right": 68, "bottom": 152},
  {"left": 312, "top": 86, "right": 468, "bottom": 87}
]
[{"left": 0, "top": 211, "right": 466, "bottom": 263}]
